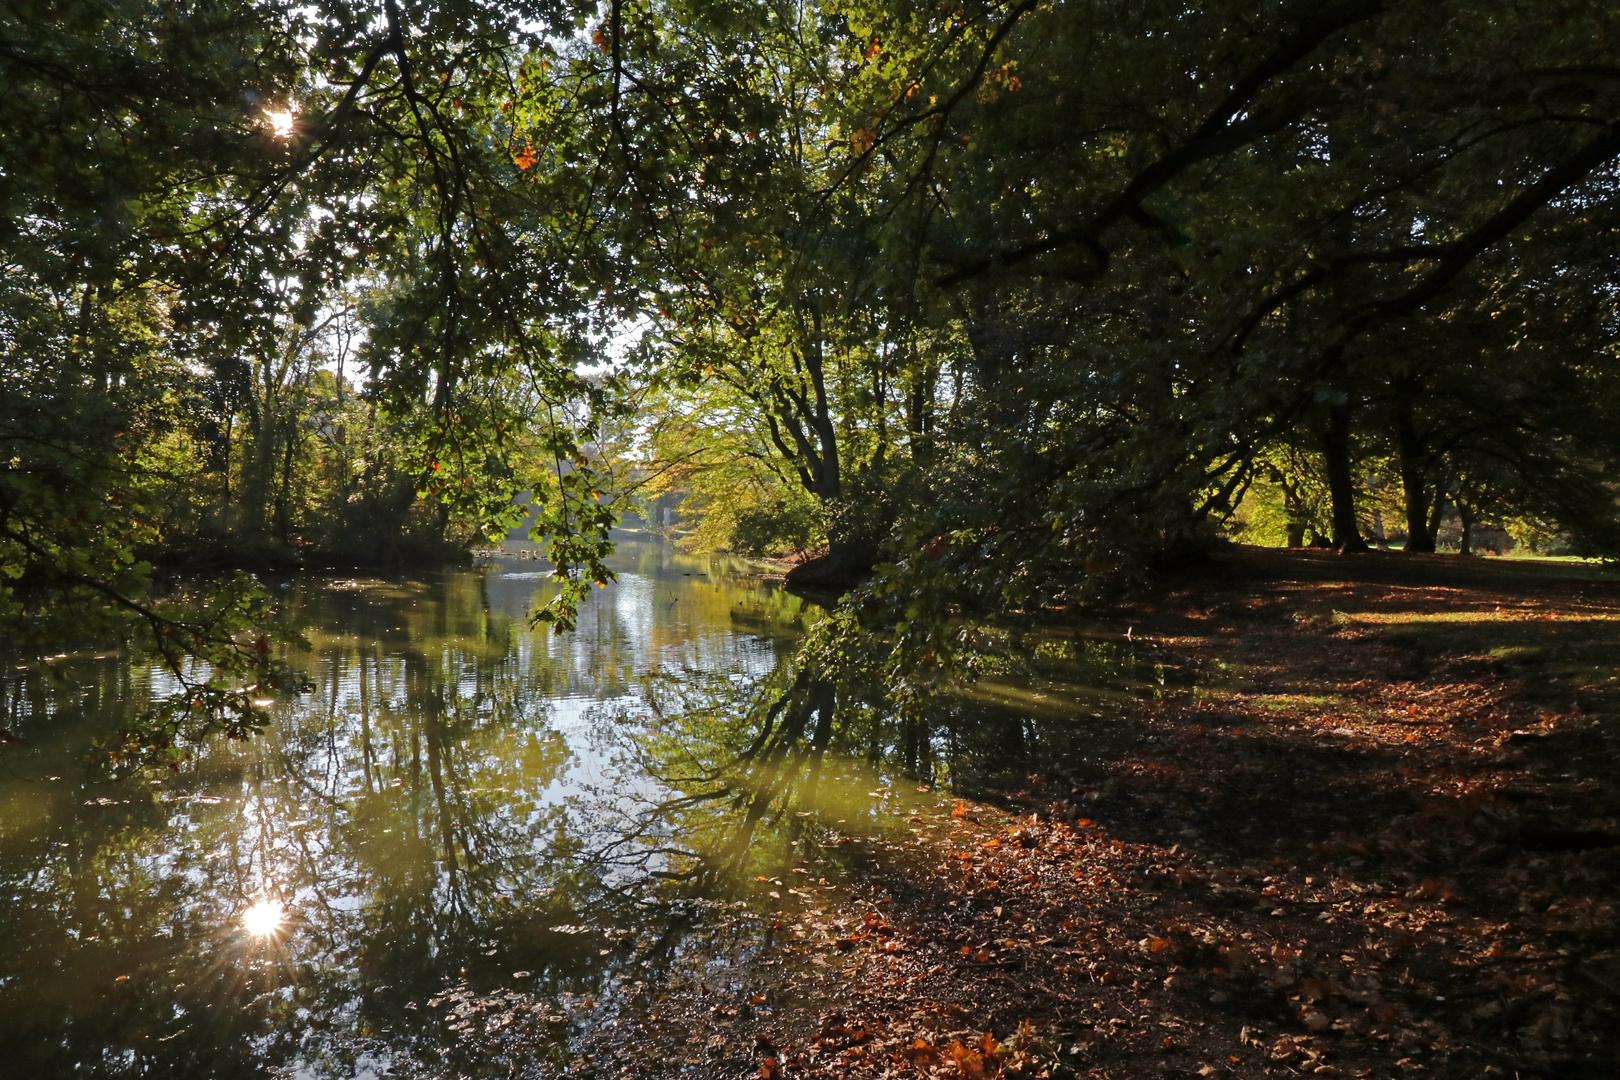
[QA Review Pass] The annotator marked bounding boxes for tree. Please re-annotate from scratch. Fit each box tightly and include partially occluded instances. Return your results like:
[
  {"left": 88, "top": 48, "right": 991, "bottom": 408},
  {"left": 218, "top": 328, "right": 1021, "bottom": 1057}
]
[
  {"left": 820, "top": 0, "right": 1620, "bottom": 565},
  {"left": 0, "top": 0, "right": 624, "bottom": 740}
]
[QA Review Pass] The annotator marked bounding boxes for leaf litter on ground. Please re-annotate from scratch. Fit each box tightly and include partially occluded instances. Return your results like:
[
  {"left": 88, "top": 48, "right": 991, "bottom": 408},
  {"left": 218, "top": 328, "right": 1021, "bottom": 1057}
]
[{"left": 541, "top": 550, "right": 1620, "bottom": 1079}]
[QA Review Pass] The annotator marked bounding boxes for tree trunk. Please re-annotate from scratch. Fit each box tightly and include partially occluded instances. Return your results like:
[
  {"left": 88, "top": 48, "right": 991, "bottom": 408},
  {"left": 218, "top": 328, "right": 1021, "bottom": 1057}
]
[
  {"left": 221, "top": 413, "right": 233, "bottom": 504},
  {"left": 1275, "top": 467, "right": 1307, "bottom": 547},
  {"left": 1323, "top": 403, "right": 1367, "bottom": 552},
  {"left": 1394, "top": 392, "right": 1434, "bottom": 553},
  {"left": 1458, "top": 502, "right": 1475, "bottom": 556},
  {"left": 906, "top": 361, "right": 938, "bottom": 467},
  {"left": 276, "top": 419, "right": 299, "bottom": 544},
  {"left": 1426, "top": 467, "right": 1453, "bottom": 549}
]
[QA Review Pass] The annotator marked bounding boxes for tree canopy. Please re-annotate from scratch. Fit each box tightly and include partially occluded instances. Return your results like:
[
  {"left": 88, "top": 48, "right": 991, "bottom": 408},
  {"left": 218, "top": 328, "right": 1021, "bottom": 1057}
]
[{"left": 4, "top": 0, "right": 1619, "bottom": 731}]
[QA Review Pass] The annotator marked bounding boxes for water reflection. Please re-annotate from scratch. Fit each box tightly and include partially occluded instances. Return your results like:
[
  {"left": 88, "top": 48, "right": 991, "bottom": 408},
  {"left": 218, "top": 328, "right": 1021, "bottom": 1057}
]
[
  {"left": 241, "top": 898, "right": 286, "bottom": 937},
  {"left": 0, "top": 542, "right": 1187, "bottom": 1079},
  {"left": 0, "top": 544, "right": 817, "bottom": 1078}
]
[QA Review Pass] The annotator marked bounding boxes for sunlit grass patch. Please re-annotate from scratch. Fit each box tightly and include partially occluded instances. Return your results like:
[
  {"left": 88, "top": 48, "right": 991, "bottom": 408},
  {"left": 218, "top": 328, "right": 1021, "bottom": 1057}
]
[
  {"left": 1251, "top": 693, "right": 1347, "bottom": 713},
  {"left": 1488, "top": 645, "right": 1547, "bottom": 662},
  {"left": 1337, "top": 609, "right": 1620, "bottom": 625}
]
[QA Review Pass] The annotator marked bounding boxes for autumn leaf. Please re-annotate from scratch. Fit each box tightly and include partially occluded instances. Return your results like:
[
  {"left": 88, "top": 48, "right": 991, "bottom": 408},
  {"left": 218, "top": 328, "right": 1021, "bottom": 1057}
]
[
  {"left": 946, "top": 1038, "right": 993, "bottom": 1079},
  {"left": 514, "top": 142, "right": 538, "bottom": 170},
  {"left": 904, "top": 1039, "right": 940, "bottom": 1066}
]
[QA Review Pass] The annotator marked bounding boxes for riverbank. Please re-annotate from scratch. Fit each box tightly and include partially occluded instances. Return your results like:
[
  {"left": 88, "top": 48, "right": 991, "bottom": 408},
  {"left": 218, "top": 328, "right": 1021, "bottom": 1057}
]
[{"left": 571, "top": 547, "right": 1620, "bottom": 1079}]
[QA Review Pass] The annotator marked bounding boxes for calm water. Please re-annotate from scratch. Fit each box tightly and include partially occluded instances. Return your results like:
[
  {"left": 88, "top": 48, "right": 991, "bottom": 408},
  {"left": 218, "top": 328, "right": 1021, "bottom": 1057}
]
[{"left": 0, "top": 542, "right": 1181, "bottom": 1079}]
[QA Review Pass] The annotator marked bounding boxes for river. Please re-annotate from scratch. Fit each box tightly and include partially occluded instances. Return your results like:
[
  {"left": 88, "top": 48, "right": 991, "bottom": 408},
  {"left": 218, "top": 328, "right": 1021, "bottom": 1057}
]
[{"left": 0, "top": 541, "right": 1177, "bottom": 1079}]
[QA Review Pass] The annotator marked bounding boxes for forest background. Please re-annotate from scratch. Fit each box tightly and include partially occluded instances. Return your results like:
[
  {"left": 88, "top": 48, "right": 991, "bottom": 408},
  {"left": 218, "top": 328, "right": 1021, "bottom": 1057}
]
[{"left": 4, "top": 0, "right": 1620, "bottom": 736}]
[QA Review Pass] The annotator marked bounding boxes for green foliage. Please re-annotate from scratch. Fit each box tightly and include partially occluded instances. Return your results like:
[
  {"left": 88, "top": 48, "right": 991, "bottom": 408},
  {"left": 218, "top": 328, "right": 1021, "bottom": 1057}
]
[
  {"left": 6, "top": 0, "right": 1620, "bottom": 748},
  {"left": 728, "top": 495, "right": 826, "bottom": 559},
  {"left": 0, "top": 0, "right": 618, "bottom": 743},
  {"left": 1227, "top": 446, "right": 1334, "bottom": 549}
]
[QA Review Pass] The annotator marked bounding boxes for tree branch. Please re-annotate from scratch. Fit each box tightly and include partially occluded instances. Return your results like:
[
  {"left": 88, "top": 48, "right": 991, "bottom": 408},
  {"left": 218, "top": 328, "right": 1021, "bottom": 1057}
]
[{"left": 936, "top": 0, "right": 1387, "bottom": 285}]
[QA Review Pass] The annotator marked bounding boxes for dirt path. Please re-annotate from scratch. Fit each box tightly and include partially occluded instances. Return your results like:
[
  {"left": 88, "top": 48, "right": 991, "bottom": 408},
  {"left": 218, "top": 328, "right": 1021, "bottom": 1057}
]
[{"left": 571, "top": 549, "right": 1620, "bottom": 1080}]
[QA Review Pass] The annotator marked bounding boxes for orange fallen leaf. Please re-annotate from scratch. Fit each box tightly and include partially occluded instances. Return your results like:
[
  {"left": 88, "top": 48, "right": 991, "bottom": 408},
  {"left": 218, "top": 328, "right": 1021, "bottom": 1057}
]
[
  {"left": 946, "top": 1040, "right": 988, "bottom": 1079},
  {"left": 904, "top": 1039, "right": 940, "bottom": 1065}
]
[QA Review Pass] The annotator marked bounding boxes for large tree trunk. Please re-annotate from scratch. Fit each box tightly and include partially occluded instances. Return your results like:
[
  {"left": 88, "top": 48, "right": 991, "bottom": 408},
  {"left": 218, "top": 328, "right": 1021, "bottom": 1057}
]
[
  {"left": 1323, "top": 403, "right": 1368, "bottom": 552},
  {"left": 1393, "top": 389, "right": 1435, "bottom": 553},
  {"left": 906, "top": 360, "right": 938, "bottom": 468},
  {"left": 771, "top": 296, "right": 885, "bottom": 593},
  {"left": 1272, "top": 465, "right": 1307, "bottom": 547}
]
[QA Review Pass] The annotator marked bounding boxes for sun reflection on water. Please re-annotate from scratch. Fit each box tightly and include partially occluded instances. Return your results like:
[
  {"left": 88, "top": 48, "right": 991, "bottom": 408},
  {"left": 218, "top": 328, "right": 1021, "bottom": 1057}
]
[{"left": 241, "top": 898, "right": 285, "bottom": 937}]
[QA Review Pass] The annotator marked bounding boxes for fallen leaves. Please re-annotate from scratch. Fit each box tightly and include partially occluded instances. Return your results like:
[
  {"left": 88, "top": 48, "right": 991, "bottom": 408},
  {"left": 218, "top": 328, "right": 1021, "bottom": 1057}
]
[
  {"left": 549, "top": 559, "right": 1620, "bottom": 1080},
  {"left": 945, "top": 1032, "right": 999, "bottom": 1079}
]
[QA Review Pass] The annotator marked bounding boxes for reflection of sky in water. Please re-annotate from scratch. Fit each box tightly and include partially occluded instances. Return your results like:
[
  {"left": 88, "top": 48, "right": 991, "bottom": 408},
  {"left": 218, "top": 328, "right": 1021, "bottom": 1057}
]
[{"left": 0, "top": 542, "right": 812, "bottom": 1079}]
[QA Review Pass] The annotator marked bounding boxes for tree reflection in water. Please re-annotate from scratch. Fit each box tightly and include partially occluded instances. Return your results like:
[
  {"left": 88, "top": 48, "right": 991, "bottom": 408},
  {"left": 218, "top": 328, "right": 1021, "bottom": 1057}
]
[{"left": 0, "top": 543, "right": 1178, "bottom": 1078}]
